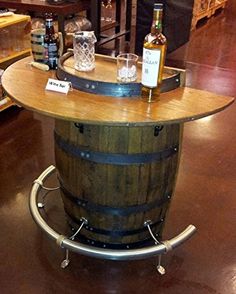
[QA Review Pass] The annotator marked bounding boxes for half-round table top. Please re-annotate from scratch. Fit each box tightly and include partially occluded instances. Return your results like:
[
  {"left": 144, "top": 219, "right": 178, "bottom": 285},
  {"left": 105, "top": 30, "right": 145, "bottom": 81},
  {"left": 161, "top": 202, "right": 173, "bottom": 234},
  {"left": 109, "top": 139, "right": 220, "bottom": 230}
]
[{"left": 2, "top": 56, "right": 234, "bottom": 126}]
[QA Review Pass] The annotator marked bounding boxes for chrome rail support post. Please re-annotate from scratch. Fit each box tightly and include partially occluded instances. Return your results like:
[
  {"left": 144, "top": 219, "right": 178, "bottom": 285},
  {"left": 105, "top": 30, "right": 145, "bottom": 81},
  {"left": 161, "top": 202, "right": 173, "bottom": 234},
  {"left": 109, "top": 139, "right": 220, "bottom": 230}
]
[
  {"left": 59, "top": 217, "right": 89, "bottom": 269},
  {"left": 33, "top": 176, "right": 60, "bottom": 209},
  {"left": 144, "top": 220, "right": 168, "bottom": 275}
]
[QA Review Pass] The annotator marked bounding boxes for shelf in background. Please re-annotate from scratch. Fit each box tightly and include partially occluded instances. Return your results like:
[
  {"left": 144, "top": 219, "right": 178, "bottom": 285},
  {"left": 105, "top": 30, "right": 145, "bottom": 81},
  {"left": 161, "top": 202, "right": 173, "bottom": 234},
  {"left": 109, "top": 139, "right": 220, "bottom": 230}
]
[
  {"left": 0, "top": 14, "right": 30, "bottom": 28},
  {"left": 101, "top": 20, "right": 119, "bottom": 32},
  {"left": 0, "top": 97, "right": 15, "bottom": 112},
  {"left": 0, "top": 49, "right": 31, "bottom": 65},
  {"left": 0, "top": 14, "right": 31, "bottom": 112}
]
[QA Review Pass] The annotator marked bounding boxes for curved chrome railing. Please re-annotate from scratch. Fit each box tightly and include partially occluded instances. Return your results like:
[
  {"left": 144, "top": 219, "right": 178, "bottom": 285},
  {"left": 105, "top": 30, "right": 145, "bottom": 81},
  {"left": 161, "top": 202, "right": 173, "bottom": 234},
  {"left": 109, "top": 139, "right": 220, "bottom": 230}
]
[{"left": 29, "top": 165, "right": 196, "bottom": 261}]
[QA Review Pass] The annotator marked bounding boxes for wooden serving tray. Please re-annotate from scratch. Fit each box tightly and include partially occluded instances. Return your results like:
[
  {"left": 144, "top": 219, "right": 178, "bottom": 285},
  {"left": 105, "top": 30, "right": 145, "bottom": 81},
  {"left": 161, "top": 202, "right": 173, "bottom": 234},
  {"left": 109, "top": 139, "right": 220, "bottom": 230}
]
[{"left": 57, "top": 52, "right": 184, "bottom": 97}]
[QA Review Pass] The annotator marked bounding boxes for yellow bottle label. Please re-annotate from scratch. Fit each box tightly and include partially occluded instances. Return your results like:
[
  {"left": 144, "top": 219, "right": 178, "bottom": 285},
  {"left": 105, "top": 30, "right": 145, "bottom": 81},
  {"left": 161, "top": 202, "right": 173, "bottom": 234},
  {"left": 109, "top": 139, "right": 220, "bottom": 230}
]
[{"left": 141, "top": 48, "right": 161, "bottom": 88}]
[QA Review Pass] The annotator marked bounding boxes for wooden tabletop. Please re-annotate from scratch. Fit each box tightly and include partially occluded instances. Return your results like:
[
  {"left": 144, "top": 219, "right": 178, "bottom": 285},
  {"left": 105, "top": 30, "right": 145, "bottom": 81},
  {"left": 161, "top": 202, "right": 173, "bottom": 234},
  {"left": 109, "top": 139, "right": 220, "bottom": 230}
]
[{"left": 2, "top": 56, "right": 234, "bottom": 126}]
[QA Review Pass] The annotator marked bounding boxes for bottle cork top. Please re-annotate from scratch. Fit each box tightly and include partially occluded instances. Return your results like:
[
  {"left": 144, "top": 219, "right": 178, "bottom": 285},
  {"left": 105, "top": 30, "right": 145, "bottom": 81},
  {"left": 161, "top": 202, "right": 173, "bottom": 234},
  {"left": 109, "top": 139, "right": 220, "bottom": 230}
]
[{"left": 154, "top": 3, "right": 163, "bottom": 9}]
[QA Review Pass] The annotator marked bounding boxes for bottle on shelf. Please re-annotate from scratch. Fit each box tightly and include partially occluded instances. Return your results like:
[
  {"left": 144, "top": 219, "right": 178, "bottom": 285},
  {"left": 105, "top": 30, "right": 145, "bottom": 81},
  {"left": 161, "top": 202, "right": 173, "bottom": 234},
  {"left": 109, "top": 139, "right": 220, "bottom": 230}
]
[
  {"left": 101, "top": 1, "right": 106, "bottom": 21},
  {"left": 44, "top": 13, "right": 58, "bottom": 70},
  {"left": 141, "top": 3, "right": 167, "bottom": 102},
  {"left": 105, "top": 0, "right": 113, "bottom": 22}
]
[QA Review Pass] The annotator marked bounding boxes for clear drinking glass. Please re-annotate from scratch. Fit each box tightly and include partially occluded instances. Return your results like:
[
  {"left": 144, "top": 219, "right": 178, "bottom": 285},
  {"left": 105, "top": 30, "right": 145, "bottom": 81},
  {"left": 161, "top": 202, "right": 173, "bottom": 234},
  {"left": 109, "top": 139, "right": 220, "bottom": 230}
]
[
  {"left": 0, "top": 29, "right": 10, "bottom": 58},
  {"left": 117, "top": 53, "right": 138, "bottom": 83},
  {"left": 73, "top": 31, "right": 97, "bottom": 72}
]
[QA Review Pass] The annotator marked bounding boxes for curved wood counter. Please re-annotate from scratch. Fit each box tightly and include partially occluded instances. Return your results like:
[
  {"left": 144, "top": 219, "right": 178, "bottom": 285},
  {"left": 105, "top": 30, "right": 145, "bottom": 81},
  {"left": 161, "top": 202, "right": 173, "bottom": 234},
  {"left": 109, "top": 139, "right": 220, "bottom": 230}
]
[{"left": 2, "top": 56, "right": 234, "bottom": 126}]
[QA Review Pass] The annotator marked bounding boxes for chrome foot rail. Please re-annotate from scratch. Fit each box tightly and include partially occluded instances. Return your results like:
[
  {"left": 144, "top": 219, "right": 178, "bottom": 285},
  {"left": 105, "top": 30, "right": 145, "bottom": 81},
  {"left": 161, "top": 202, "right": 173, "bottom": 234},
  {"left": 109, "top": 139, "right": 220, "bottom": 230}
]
[{"left": 29, "top": 165, "right": 196, "bottom": 267}]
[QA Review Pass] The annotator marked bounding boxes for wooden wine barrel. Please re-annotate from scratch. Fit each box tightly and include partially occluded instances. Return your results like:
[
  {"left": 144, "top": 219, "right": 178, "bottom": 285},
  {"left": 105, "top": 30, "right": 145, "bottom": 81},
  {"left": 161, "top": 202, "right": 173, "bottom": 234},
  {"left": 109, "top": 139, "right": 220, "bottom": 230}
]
[
  {"left": 2, "top": 56, "right": 234, "bottom": 250},
  {"left": 55, "top": 120, "right": 182, "bottom": 248}
]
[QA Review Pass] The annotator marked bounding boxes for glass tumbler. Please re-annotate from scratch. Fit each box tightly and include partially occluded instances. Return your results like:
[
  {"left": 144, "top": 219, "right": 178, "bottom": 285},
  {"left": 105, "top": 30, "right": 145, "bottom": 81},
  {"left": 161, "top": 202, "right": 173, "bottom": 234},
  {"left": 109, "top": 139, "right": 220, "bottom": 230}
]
[
  {"left": 73, "top": 31, "right": 97, "bottom": 72},
  {"left": 117, "top": 53, "right": 138, "bottom": 83}
]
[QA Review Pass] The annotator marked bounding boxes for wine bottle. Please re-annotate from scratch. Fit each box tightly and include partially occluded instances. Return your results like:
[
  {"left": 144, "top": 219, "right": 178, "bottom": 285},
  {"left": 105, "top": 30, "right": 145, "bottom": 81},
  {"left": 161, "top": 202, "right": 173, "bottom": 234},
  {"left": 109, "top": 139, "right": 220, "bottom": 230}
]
[
  {"left": 141, "top": 3, "right": 167, "bottom": 102},
  {"left": 44, "top": 13, "right": 58, "bottom": 70}
]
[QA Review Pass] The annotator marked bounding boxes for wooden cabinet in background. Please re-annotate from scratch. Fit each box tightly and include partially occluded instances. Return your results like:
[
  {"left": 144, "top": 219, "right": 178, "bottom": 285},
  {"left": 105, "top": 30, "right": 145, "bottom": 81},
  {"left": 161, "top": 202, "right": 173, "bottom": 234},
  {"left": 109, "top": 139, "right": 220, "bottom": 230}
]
[
  {"left": 0, "top": 14, "right": 31, "bottom": 111},
  {"left": 192, "top": 0, "right": 228, "bottom": 30}
]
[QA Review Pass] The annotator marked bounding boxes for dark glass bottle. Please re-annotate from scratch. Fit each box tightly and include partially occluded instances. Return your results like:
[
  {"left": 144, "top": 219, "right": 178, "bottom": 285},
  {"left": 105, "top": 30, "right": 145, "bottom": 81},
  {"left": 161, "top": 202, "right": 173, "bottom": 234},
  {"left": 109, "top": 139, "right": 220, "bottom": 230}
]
[
  {"left": 44, "top": 13, "right": 58, "bottom": 69},
  {"left": 141, "top": 3, "right": 167, "bottom": 102}
]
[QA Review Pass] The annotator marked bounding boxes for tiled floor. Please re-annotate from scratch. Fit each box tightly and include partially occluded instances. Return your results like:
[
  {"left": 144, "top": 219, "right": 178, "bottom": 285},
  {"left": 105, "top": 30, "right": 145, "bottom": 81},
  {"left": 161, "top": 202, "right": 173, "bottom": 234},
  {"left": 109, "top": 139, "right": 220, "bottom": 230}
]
[{"left": 0, "top": 1, "right": 236, "bottom": 293}]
